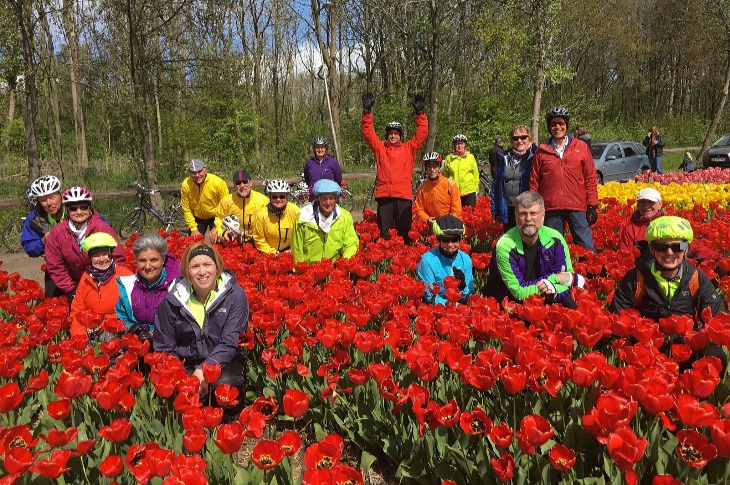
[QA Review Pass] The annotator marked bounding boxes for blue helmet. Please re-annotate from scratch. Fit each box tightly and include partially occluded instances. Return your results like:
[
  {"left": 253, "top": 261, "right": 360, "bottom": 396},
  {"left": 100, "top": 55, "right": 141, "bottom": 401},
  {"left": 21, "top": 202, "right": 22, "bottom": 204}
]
[{"left": 313, "top": 179, "right": 341, "bottom": 196}]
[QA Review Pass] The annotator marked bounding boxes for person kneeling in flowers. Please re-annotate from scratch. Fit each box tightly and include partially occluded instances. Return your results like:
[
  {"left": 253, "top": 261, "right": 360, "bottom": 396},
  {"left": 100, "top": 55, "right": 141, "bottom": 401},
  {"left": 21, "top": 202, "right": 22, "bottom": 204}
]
[
  {"left": 609, "top": 216, "right": 727, "bottom": 366},
  {"left": 292, "top": 179, "right": 359, "bottom": 263},
  {"left": 416, "top": 215, "right": 473, "bottom": 304},
  {"left": 154, "top": 242, "right": 249, "bottom": 419},
  {"left": 483, "top": 191, "right": 585, "bottom": 309},
  {"left": 252, "top": 179, "right": 299, "bottom": 255},
  {"left": 70, "top": 232, "right": 133, "bottom": 341}
]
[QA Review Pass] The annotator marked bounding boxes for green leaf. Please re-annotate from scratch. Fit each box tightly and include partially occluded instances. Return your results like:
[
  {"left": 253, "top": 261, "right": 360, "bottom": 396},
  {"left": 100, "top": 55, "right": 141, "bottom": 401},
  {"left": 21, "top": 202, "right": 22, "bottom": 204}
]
[{"left": 360, "top": 450, "right": 377, "bottom": 478}]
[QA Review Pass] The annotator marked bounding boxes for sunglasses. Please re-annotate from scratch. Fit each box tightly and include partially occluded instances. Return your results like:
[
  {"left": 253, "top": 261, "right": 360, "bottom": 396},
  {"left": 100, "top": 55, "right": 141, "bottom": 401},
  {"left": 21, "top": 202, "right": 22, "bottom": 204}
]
[
  {"left": 234, "top": 180, "right": 250, "bottom": 185},
  {"left": 270, "top": 194, "right": 287, "bottom": 200},
  {"left": 651, "top": 241, "right": 688, "bottom": 253},
  {"left": 550, "top": 120, "right": 566, "bottom": 127},
  {"left": 511, "top": 135, "right": 529, "bottom": 141},
  {"left": 68, "top": 205, "right": 90, "bottom": 212},
  {"left": 440, "top": 236, "right": 461, "bottom": 243}
]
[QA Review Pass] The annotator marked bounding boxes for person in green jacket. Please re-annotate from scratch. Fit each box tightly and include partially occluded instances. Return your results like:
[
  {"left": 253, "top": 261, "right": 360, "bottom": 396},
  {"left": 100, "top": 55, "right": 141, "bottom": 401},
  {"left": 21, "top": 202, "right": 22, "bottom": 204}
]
[
  {"left": 292, "top": 180, "right": 359, "bottom": 263},
  {"left": 442, "top": 134, "right": 480, "bottom": 208}
]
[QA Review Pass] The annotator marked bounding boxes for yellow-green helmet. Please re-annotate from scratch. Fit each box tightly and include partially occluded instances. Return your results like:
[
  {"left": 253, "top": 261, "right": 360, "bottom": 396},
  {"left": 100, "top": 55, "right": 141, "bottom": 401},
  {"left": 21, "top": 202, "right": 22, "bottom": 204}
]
[
  {"left": 82, "top": 232, "right": 118, "bottom": 253},
  {"left": 645, "top": 216, "right": 693, "bottom": 244}
]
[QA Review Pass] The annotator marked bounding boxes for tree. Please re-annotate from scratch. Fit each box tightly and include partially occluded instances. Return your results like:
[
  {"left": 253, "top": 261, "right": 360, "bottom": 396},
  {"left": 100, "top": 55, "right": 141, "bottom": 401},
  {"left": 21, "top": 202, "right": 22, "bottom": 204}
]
[{"left": 62, "top": 0, "right": 89, "bottom": 171}]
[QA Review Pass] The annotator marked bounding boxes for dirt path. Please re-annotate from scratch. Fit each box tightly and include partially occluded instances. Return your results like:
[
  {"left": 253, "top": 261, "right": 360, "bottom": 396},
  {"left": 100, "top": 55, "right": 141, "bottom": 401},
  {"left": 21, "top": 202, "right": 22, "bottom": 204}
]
[{"left": 0, "top": 250, "right": 45, "bottom": 285}]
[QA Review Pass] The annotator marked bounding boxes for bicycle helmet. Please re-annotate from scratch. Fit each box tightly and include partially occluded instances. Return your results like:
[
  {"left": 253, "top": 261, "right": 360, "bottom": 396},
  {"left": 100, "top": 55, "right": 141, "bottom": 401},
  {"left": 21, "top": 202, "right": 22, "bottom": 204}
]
[
  {"left": 645, "top": 216, "right": 693, "bottom": 244},
  {"left": 385, "top": 122, "right": 403, "bottom": 136},
  {"left": 432, "top": 215, "right": 464, "bottom": 237},
  {"left": 266, "top": 179, "right": 291, "bottom": 194},
  {"left": 81, "top": 232, "right": 117, "bottom": 254},
  {"left": 545, "top": 107, "right": 571, "bottom": 130},
  {"left": 222, "top": 215, "right": 241, "bottom": 235},
  {"left": 62, "top": 186, "right": 93, "bottom": 205},
  {"left": 422, "top": 152, "right": 443, "bottom": 168},
  {"left": 30, "top": 175, "right": 62, "bottom": 198},
  {"left": 313, "top": 179, "right": 341, "bottom": 196},
  {"left": 452, "top": 134, "right": 468, "bottom": 144},
  {"left": 312, "top": 136, "right": 328, "bottom": 147}
]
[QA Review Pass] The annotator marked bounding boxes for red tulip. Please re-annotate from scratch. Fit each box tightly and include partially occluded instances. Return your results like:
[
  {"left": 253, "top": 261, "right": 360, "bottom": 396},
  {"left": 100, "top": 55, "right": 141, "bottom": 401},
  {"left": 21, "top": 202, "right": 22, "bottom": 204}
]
[
  {"left": 0, "top": 382, "right": 26, "bottom": 413},
  {"left": 214, "top": 384, "right": 240, "bottom": 408},
  {"left": 490, "top": 422, "right": 513, "bottom": 449},
  {"left": 304, "top": 441, "right": 341, "bottom": 470},
  {"left": 675, "top": 429, "right": 718, "bottom": 469},
  {"left": 277, "top": 430, "right": 302, "bottom": 456},
  {"left": 548, "top": 444, "right": 576, "bottom": 472},
  {"left": 251, "top": 396, "right": 278, "bottom": 420},
  {"left": 2, "top": 446, "right": 35, "bottom": 474},
  {"left": 283, "top": 389, "right": 310, "bottom": 418},
  {"left": 40, "top": 427, "right": 80, "bottom": 447},
  {"left": 183, "top": 428, "right": 208, "bottom": 453},
  {"left": 607, "top": 427, "right": 648, "bottom": 471},
  {"left": 517, "top": 414, "right": 554, "bottom": 453},
  {"left": 201, "top": 362, "right": 221, "bottom": 384},
  {"left": 239, "top": 408, "right": 267, "bottom": 438},
  {"left": 331, "top": 463, "right": 365, "bottom": 484},
  {"left": 99, "top": 454, "right": 124, "bottom": 478},
  {"left": 54, "top": 370, "right": 92, "bottom": 400},
  {"left": 651, "top": 475, "right": 683, "bottom": 485},
  {"left": 675, "top": 394, "right": 719, "bottom": 427},
  {"left": 251, "top": 439, "right": 284, "bottom": 470},
  {"left": 459, "top": 406, "right": 493, "bottom": 436},
  {"left": 25, "top": 369, "right": 49, "bottom": 393},
  {"left": 710, "top": 419, "right": 730, "bottom": 457},
  {"left": 491, "top": 452, "right": 515, "bottom": 482},
  {"left": 99, "top": 418, "right": 132, "bottom": 443},
  {"left": 436, "top": 400, "right": 461, "bottom": 427},
  {"left": 29, "top": 449, "right": 71, "bottom": 479},
  {"left": 214, "top": 422, "right": 245, "bottom": 454}
]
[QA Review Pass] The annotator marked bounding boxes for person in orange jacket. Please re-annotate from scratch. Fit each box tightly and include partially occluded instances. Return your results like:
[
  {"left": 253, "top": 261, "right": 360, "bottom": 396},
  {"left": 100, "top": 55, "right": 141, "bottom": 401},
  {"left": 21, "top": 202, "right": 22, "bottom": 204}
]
[
  {"left": 361, "top": 92, "right": 428, "bottom": 243},
  {"left": 414, "top": 152, "right": 462, "bottom": 225}
]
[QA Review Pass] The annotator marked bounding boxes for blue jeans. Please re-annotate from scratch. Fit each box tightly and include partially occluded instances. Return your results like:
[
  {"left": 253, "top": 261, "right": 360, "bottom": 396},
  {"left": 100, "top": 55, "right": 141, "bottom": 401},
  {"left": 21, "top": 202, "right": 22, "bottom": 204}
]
[
  {"left": 544, "top": 210, "right": 596, "bottom": 253},
  {"left": 649, "top": 155, "right": 663, "bottom": 174}
]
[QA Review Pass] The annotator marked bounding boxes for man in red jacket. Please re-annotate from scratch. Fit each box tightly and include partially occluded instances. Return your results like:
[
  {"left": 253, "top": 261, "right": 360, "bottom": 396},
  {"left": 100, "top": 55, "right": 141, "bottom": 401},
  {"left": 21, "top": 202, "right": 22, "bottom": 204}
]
[
  {"left": 529, "top": 106, "right": 598, "bottom": 252},
  {"left": 361, "top": 92, "right": 428, "bottom": 242}
]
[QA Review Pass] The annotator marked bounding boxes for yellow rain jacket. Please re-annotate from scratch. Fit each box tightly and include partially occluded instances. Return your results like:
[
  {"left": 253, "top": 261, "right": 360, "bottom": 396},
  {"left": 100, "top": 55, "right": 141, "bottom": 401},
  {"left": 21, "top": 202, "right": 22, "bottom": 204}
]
[
  {"left": 443, "top": 151, "right": 479, "bottom": 196},
  {"left": 251, "top": 203, "right": 300, "bottom": 254},
  {"left": 213, "top": 190, "right": 269, "bottom": 241},
  {"left": 180, "top": 173, "right": 230, "bottom": 231}
]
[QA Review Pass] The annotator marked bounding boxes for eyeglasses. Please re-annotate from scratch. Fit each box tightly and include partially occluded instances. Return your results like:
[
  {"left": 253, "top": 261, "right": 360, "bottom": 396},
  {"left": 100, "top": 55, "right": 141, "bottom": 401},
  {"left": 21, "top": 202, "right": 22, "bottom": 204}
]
[
  {"left": 234, "top": 180, "right": 250, "bottom": 185},
  {"left": 67, "top": 205, "right": 90, "bottom": 212},
  {"left": 439, "top": 236, "right": 461, "bottom": 243},
  {"left": 511, "top": 135, "right": 529, "bottom": 141},
  {"left": 550, "top": 120, "right": 566, "bottom": 127},
  {"left": 270, "top": 194, "right": 287, "bottom": 200},
  {"left": 651, "top": 241, "right": 688, "bottom": 253}
]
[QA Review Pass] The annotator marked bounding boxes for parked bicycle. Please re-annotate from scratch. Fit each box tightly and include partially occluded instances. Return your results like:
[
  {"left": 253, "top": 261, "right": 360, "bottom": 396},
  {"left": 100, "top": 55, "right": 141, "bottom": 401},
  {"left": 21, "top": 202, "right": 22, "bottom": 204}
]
[
  {"left": 2, "top": 191, "right": 35, "bottom": 253},
  {"left": 117, "top": 181, "right": 187, "bottom": 239},
  {"left": 478, "top": 161, "right": 494, "bottom": 196},
  {"left": 361, "top": 169, "right": 425, "bottom": 215}
]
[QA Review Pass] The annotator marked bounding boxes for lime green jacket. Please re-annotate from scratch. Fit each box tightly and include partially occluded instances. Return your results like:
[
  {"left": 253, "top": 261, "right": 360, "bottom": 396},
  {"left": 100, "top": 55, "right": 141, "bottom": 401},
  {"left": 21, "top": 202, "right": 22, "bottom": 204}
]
[
  {"left": 292, "top": 203, "right": 359, "bottom": 263},
  {"left": 443, "top": 151, "right": 479, "bottom": 196}
]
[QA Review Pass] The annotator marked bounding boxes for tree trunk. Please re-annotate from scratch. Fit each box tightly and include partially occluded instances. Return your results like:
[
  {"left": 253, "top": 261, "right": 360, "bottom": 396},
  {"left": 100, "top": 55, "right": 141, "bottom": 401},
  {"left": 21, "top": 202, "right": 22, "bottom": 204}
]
[
  {"left": 39, "top": 8, "right": 65, "bottom": 178},
  {"left": 425, "top": 0, "right": 439, "bottom": 153},
  {"left": 3, "top": 77, "right": 16, "bottom": 165},
  {"left": 530, "top": 1, "right": 547, "bottom": 142},
  {"left": 63, "top": 0, "right": 89, "bottom": 171},
  {"left": 698, "top": 49, "right": 730, "bottom": 162}
]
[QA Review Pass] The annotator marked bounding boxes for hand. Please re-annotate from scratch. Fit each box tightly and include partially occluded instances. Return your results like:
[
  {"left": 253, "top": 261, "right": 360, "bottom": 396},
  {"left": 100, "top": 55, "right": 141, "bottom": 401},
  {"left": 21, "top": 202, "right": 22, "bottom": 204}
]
[
  {"left": 362, "top": 92, "right": 375, "bottom": 113},
  {"left": 190, "top": 229, "right": 202, "bottom": 238},
  {"left": 452, "top": 268, "right": 467, "bottom": 290},
  {"left": 586, "top": 205, "right": 598, "bottom": 226},
  {"left": 223, "top": 230, "right": 236, "bottom": 243},
  {"left": 208, "top": 230, "right": 219, "bottom": 243},
  {"left": 193, "top": 368, "right": 208, "bottom": 396},
  {"left": 537, "top": 279, "right": 556, "bottom": 295},
  {"left": 411, "top": 94, "right": 425, "bottom": 114}
]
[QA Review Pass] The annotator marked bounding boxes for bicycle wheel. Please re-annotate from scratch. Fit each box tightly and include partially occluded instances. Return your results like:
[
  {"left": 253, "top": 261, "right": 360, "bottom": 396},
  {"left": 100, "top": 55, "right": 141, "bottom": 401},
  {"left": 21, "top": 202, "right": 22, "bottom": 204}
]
[
  {"left": 480, "top": 173, "right": 494, "bottom": 196},
  {"left": 118, "top": 208, "right": 147, "bottom": 239},
  {"left": 2, "top": 219, "right": 24, "bottom": 253},
  {"left": 338, "top": 189, "right": 355, "bottom": 212},
  {"left": 165, "top": 204, "right": 189, "bottom": 234},
  {"left": 362, "top": 179, "right": 377, "bottom": 214}
]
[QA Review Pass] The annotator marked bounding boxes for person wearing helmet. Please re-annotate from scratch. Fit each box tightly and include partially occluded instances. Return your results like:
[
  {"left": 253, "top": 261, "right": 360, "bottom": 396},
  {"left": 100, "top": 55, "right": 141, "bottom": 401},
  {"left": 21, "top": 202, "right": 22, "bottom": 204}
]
[
  {"left": 69, "top": 232, "right": 133, "bottom": 341},
  {"left": 642, "top": 126, "right": 665, "bottom": 174},
  {"left": 211, "top": 169, "right": 268, "bottom": 244},
  {"left": 361, "top": 91, "right": 428, "bottom": 243},
  {"left": 291, "top": 179, "right": 359, "bottom": 264},
  {"left": 488, "top": 137, "right": 505, "bottom": 178},
  {"left": 484, "top": 191, "right": 584, "bottom": 309},
  {"left": 491, "top": 125, "right": 537, "bottom": 232},
  {"left": 180, "top": 159, "right": 230, "bottom": 238},
  {"left": 609, "top": 216, "right": 726, "bottom": 366},
  {"left": 413, "top": 152, "right": 462, "bottom": 225},
  {"left": 45, "top": 186, "right": 126, "bottom": 300},
  {"left": 303, "top": 136, "right": 344, "bottom": 202},
  {"left": 251, "top": 179, "right": 300, "bottom": 254},
  {"left": 529, "top": 106, "right": 598, "bottom": 252},
  {"left": 442, "top": 135, "right": 479, "bottom": 208},
  {"left": 21, "top": 175, "right": 65, "bottom": 296},
  {"left": 416, "top": 215, "right": 473, "bottom": 305}
]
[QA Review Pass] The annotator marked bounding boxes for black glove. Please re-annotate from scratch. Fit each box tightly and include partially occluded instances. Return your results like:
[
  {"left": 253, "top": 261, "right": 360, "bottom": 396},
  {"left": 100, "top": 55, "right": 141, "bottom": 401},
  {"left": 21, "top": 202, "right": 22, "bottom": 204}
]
[
  {"left": 411, "top": 94, "right": 425, "bottom": 115},
  {"left": 586, "top": 205, "right": 598, "bottom": 226},
  {"left": 362, "top": 92, "right": 375, "bottom": 114},
  {"left": 452, "top": 268, "right": 467, "bottom": 290}
]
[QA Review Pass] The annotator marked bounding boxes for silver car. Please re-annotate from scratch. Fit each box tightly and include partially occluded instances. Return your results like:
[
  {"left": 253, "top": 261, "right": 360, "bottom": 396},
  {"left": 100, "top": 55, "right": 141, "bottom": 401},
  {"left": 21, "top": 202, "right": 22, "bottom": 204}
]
[
  {"left": 590, "top": 141, "right": 651, "bottom": 183},
  {"left": 702, "top": 134, "right": 730, "bottom": 168}
]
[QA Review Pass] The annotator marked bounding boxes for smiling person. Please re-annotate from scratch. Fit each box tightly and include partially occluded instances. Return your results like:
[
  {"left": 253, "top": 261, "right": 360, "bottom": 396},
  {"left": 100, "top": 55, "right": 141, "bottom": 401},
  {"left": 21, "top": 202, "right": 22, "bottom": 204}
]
[
  {"left": 642, "top": 126, "right": 665, "bottom": 174},
  {"left": 442, "top": 135, "right": 479, "bottom": 208},
  {"left": 491, "top": 125, "right": 536, "bottom": 232},
  {"left": 414, "top": 152, "right": 461, "bottom": 225},
  {"left": 45, "top": 187, "right": 126, "bottom": 301},
  {"left": 181, "top": 159, "right": 230, "bottom": 238},
  {"left": 116, "top": 233, "right": 181, "bottom": 342},
  {"left": 292, "top": 179, "right": 359, "bottom": 264},
  {"left": 69, "top": 233, "right": 133, "bottom": 341},
  {"left": 530, "top": 107, "right": 598, "bottom": 252},
  {"left": 211, "top": 169, "right": 268, "bottom": 244},
  {"left": 155, "top": 242, "right": 248, "bottom": 420},
  {"left": 304, "top": 136, "right": 344, "bottom": 202},
  {"left": 251, "top": 179, "right": 300, "bottom": 255}
]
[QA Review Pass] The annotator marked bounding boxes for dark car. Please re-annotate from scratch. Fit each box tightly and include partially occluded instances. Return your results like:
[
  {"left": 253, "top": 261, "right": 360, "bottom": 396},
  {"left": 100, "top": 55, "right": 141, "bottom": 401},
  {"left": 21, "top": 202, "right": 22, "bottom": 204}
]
[
  {"left": 702, "top": 134, "right": 730, "bottom": 168},
  {"left": 591, "top": 141, "right": 650, "bottom": 184}
]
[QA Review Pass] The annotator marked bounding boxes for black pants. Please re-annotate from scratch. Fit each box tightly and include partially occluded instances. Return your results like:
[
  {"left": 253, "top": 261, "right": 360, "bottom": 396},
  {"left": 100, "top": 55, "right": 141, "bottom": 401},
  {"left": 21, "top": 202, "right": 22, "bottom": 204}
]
[
  {"left": 194, "top": 216, "right": 216, "bottom": 235},
  {"left": 44, "top": 271, "right": 64, "bottom": 298},
  {"left": 376, "top": 197, "right": 412, "bottom": 243},
  {"left": 461, "top": 192, "right": 477, "bottom": 209},
  {"left": 188, "top": 354, "right": 246, "bottom": 421}
]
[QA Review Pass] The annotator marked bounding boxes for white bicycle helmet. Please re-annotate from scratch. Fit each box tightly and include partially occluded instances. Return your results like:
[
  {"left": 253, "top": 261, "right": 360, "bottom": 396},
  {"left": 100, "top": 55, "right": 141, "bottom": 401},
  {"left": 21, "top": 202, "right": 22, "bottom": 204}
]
[
  {"left": 385, "top": 122, "right": 403, "bottom": 135},
  {"left": 30, "top": 175, "right": 62, "bottom": 198},
  {"left": 422, "top": 152, "right": 443, "bottom": 168},
  {"left": 452, "top": 134, "right": 468, "bottom": 144},
  {"left": 312, "top": 136, "right": 328, "bottom": 146},
  {"left": 266, "top": 179, "right": 291, "bottom": 194},
  {"left": 222, "top": 215, "right": 241, "bottom": 236},
  {"left": 62, "top": 186, "right": 93, "bottom": 205}
]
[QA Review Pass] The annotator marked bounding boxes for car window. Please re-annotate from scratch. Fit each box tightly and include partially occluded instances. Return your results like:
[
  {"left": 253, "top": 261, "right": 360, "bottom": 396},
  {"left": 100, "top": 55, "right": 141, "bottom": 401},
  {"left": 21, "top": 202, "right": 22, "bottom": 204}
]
[
  {"left": 606, "top": 144, "right": 622, "bottom": 158},
  {"left": 591, "top": 144, "right": 607, "bottom": 158},
  {"left": 622, "top": 145, "right": 637, "bottom": 157},
  {"left": 712, "top": 135, "right": 730, "bottom": 147}
]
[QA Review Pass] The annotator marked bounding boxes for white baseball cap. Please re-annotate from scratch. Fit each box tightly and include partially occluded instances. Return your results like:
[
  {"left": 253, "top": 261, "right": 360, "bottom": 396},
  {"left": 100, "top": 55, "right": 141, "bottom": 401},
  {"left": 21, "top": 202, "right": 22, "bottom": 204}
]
[{"left": 637, "top": 188, "right": 662, "bottom": 203}]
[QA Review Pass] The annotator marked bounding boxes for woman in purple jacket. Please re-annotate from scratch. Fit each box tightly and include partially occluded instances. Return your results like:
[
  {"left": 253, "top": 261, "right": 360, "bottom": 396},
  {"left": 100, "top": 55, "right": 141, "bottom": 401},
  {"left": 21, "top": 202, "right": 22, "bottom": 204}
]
[
  {"left": 116, "top": 233, "right": 181, "bottom": 342},
  {"left": 303, "top": 136, "right": 343, "bottom": 201}
]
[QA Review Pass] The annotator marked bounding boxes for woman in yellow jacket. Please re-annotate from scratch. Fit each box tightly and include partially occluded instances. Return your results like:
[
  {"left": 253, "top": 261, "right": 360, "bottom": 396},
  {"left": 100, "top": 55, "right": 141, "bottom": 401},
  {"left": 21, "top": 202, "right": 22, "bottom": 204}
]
[
  {"left": 252, "top": 180, "right": 300, "bottom": 254},
  {"left": 442, "top": 134, "right": 479, "bottom": 208}
]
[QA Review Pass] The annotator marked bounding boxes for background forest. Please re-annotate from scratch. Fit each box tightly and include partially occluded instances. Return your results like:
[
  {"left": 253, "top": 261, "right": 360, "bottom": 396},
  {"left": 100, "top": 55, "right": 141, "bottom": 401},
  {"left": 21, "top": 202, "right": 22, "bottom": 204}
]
[{"left": 1, "top": 0, "right": 730, "bottom": 197}]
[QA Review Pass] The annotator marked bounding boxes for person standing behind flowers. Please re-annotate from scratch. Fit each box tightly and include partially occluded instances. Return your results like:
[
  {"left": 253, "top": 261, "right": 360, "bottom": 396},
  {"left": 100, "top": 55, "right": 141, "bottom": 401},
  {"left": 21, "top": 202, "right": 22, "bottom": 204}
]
[
  {"left": 154, "top": 242, "right": 248, "bottom": 419},
  {"left": 252, "top": 179, "right": 300, "bottom": 254},
  {"left": 416, "top": 215, "right": 473, "bottom": 305},
  {"left": 491, "top": 125, "right": 536, "bottom": 231},
  {"left": 69, "top": 233, "right": 133, "bottom": 341},
  {"left": 116, "top": 233, "right": 181, "bottom": 342},
  {"left": 304, "top": 136, "right": 344, "bottom": 202},
  {"left": 210, "top": 169, "right": 268, "bottom": 244},
  {"left": 643, "top": 126, "right": 665, "bottom": 174},
  {"left": 181, "top": 159, "right": 230, "bottom": 238},
  {"left": 442, "top": 134, "right": 479, "bottom": 208}
]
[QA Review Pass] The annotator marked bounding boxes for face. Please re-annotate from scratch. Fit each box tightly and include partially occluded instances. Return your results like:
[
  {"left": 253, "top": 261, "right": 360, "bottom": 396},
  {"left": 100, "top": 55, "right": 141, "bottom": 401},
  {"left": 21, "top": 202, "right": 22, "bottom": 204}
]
[
  {"left": 510, "top": 130, "right": 531, "bottom": 151},
  {"left": 269, "top": 192, "right": 288, "bottom": 210},
  {"left": 89, "top": 249, "right": 113, "bottom": 271},
  {"left": 637, "top": 198, "right": 662, "bottom": 221},
  {"left": 136, "top": 248, "right": 164, "bottom": 283},
  {"left": 318, "top": 193, "right": 337, "bottom": 216},
  {"left": 387, "top": 130, "right": 401, "bottom": 144},
  {"left": 66, "top": 203, "right": 92, "bottom": 224},
  {"left": 516, "top": 203, "right": 545, "bottom": 239},
  {"left": 189, "top": 168, "right": 207, "bottom": 184},
  {"left": 188, "top": 255, "right": 217, "bottom": 295},
  {"left": 454, "top": 141, "right": 466, "bottom": 153},
  {"left": 650, "top": 238, "right": 686, "bottom": 272},
  {"left": 425, "top": 162, "right": 441, "bottom": 179},
  {"left": 234, "top": 179, "right": 252, "bottom": 198},
  {"left": 38, "top": 193, "right": 62, "bottom": 216},
  {"left": 549, "top": 118, "right": 567, "bottom": 140},
  {"left": 438, "top": 235, "right": 461, "bottom": 257},
  {"left": 313, "top": 145, "right": 327, "bottom": 159}
]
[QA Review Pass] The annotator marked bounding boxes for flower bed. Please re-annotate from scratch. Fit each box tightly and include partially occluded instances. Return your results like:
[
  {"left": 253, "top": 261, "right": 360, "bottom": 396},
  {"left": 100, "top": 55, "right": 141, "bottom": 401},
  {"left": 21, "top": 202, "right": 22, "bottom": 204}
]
[{"left": 1, "top": 181, "right": 730, "bottom": 484}]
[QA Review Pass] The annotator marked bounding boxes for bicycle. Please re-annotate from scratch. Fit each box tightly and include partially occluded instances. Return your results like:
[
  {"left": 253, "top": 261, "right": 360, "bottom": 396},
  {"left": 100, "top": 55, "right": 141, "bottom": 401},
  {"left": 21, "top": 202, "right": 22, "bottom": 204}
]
[
  {"left": 478, "top": 161, "right": 494, "bottom": 196},
  {"left": 117, "top": 181, "right": 187, "bottom": 239},
  {"left": 2, "top": 192, "right": 35, "bottom": 253}
]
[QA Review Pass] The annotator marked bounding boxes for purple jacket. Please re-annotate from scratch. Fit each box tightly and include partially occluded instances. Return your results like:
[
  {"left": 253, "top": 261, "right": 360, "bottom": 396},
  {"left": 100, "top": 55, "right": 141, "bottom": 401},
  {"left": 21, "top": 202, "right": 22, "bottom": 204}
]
[
  {"left": 303, "top": 156, "right": 343, "bottom": 200},
  {"left": 154, "top": 271, "right": 249, "bottom": 369},
  {"left": 44, "top": 211, "right": 126, "bottom": 294},
  {"left": 116, "top": 254, "right": 181, "bottom": 328}
]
